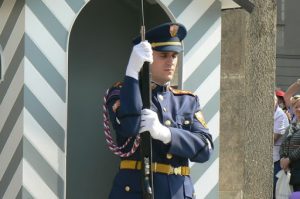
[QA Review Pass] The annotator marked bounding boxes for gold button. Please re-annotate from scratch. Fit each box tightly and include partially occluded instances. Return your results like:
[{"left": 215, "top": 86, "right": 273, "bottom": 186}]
[
  {"left": 158, "top": 95, "right": 164, "bottom": 101},
  {"left": 125, "top": 186, "right": 130, "bottom": 192},
  {"left": 166, "top": 153, "right": 173, "bottom": 159},
  {"left": 164, "top": 120, "right": 171, "bottom": 126},
  {"left": 184, "top": 120, "right": 190, "bottom": 125},
  {"left": 163, "top": 107, "right": 167, "bottom": 112}
]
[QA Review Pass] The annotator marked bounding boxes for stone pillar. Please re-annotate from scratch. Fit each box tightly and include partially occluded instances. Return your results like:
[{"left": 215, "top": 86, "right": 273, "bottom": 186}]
[
  {"left": 220, "top": 9, "right": 247, "bottom": 199},
  {"left": 220, "top": 1, "right": 276, "bottom": 198},
  {"left": 243, "top": 1, "right": 276, "bottom": 198}
]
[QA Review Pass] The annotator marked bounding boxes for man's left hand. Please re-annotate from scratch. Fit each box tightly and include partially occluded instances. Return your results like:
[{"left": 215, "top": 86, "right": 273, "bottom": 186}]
[{"left": 139, "top": 109, "right": 171, "bottom": 144}]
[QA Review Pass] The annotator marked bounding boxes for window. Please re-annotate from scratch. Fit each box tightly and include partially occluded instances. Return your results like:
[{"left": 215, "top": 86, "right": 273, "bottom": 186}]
[{"left": 277, "top": 0, "right": 285, "bottom": 47}]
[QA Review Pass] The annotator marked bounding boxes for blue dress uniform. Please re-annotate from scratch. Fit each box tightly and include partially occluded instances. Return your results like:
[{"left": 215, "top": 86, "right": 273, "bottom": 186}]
[
  {"left": 106, "top": 78, "right": 213, "bottom": 199},
  {"left": 106, "top": 22, "right": 214, "bottom": 199}
]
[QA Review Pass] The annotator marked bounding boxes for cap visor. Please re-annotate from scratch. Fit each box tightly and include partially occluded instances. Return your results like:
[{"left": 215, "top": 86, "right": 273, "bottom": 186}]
[{"left": 154, "top": 45, "right": 183, "bottom": 53}]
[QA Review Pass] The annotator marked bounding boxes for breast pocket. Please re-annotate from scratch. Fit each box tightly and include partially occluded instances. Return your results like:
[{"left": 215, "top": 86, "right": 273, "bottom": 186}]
[{"left": 176, "top": 115, "right": 193, "bottom": 131}]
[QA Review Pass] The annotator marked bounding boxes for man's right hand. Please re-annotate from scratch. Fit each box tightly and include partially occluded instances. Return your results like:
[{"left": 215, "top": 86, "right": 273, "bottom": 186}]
[{"left": 125, "top": 41, "right": 153, "bottom": 80}]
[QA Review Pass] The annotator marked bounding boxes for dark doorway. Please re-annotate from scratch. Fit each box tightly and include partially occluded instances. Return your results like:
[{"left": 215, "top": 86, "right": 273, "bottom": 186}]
[{"left": 67, "top": 0, "right": 170, "bottom": 198}]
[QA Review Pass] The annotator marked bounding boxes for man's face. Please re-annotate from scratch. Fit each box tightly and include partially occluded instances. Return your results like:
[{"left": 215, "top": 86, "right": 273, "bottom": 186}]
[{"left": 151, "top": 50, "right": 178, "bottom": 85}]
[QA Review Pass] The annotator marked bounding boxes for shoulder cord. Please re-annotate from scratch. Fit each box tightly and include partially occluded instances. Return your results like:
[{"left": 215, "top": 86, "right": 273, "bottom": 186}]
[{"left": 103, "top": 88, "right": 140, "bottom": 157}]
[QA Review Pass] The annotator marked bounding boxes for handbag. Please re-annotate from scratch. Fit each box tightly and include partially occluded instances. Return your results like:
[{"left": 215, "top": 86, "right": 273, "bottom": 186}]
[
  {"left": 276, "top": 169, "right": 293, "bottom": 199},
  {"left": 290, "top": 160, "right": 300, "bottom": 185},
  {"left": 290, "top": 168, "right": 300, "bottom": 185}
]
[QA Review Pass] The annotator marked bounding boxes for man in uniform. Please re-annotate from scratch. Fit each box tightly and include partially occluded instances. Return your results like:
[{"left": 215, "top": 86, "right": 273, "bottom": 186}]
[{"left": 106, "top": 22, "right": 214, "bottom": 199}]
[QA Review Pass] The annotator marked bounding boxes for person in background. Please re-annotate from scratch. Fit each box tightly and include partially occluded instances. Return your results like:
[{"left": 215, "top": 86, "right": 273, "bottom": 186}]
[
  {"left": 273, "top": 94, "right": 289, "bottom": 198},
  {"left": 276, "top": 88, "right": 291, "bottom": 122},
  {"left": 283, "top": 79, "right": 300, "bottom": 122},
  {"left": 280, "top": 95, "right": 300, "bottom": 192}
]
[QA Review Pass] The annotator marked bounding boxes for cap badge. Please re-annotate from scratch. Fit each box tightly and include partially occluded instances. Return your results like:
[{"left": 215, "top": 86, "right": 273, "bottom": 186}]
[{"left": 169, "top": 25, "right": 179, "bottom": 37}]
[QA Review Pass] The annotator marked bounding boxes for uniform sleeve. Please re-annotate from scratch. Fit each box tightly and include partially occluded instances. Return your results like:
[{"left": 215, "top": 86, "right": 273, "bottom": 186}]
[
  {"left": 168, "top": 96, "right": 214, "bottom": 163},
  {"left": 279, "top": 126, "right": 291, "bottom": 158},
  {"left": 106, "top": 76, "right": 143, "bottom": 137}
]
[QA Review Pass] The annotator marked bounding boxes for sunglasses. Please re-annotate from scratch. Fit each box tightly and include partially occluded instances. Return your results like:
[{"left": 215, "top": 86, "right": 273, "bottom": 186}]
[{"left": 292, "top": 95, "right": 300, "bottom": 100}]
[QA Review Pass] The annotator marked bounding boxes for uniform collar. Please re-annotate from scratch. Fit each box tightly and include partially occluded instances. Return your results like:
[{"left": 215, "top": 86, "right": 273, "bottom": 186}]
[{"left": 151, "top": 81, "right": 170, "bottom": 93}]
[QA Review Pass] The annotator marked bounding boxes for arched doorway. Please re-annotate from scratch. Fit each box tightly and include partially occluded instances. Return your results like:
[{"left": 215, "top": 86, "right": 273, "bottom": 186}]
[{"left": 67, "top": 0, "right": 171, "bottom": 198}]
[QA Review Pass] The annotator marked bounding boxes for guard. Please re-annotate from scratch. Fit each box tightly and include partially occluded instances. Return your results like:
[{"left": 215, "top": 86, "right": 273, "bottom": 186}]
[{"left": 105, "top": 22, "right": 214, "bottom": 199}]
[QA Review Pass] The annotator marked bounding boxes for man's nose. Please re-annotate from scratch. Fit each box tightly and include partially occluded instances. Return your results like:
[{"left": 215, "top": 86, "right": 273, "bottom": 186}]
[{"left": 167, "top": 56, "right": 175, "bottom": 63}]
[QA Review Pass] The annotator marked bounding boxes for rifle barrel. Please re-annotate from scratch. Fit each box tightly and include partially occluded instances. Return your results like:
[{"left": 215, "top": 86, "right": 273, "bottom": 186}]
[{"left": 139, "top": 62, "right": 154, "bottom": 199}]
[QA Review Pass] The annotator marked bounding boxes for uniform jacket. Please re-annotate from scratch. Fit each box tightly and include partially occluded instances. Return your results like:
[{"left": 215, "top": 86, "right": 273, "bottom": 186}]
[{"left": 106, "top": 76, "right": 214, "bottom": 199}]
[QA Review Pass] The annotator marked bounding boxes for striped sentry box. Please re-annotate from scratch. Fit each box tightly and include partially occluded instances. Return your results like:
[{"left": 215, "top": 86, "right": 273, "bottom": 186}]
[{"left": 0, "top": 0, "right": 220, "bottom": 198}]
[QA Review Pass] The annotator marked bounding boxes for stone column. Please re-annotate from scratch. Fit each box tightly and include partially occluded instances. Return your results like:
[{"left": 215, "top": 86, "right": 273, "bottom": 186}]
[
  {"left": 220, "top": 0, "right": 276, "bottom": 198},
  {"left": 220, "top": 9, "right": 247, "bottom": 199},
  {"left": 243, "top": 0, "right": 276, "bottom": 198}
]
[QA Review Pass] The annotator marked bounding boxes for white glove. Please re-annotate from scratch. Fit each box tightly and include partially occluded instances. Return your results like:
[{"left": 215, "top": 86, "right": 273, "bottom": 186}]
[
  {"left": 125, "top": 41, "right": 153, "bottom": 80},
  {"left": 139, "top": 109, "right": 171, "bottom": 144}
]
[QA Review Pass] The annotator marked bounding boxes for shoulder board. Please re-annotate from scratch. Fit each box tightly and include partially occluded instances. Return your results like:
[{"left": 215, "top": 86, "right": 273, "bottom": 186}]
[
  {"left": 112, "top": 81, "right": 123, "bottom": 89},
  {"left": 106, "top": 82, "right": 123, "bottom": 102},
  {"left": 169, "top": 87, "right": 195, "bottom": 96}
]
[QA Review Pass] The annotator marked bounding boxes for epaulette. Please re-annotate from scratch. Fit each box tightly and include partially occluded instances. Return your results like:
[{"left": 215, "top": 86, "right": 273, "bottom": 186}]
[
  {"left": 169, "top": 86, "right": 195, "bottom": 96},
  {"left": 112, "top": 81, "right": 123, "bottom": 89},
  {"left": 106, "top": 82, "right": 123, "bottom": 102}
]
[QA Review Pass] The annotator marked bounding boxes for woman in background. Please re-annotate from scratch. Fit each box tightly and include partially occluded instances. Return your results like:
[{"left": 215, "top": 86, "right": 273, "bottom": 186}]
[{"left": 280, "top": 95, "right": 300, "bottom": 191}]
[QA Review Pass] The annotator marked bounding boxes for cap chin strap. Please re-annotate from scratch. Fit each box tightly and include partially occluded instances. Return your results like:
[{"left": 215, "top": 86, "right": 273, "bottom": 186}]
[{"left": 151, "top": 41, "right": 181, "bottom": 48}]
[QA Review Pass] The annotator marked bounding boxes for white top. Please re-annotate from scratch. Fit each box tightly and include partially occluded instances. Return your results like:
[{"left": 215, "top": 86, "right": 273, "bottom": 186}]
[{"left": 273, "top": 106, "right": 289, "bottom": 162}]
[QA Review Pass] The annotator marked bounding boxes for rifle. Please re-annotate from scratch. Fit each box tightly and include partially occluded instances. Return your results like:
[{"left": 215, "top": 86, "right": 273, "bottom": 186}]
[{"left": 139, "top": 0, "right": 154, "bottom": 198}]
